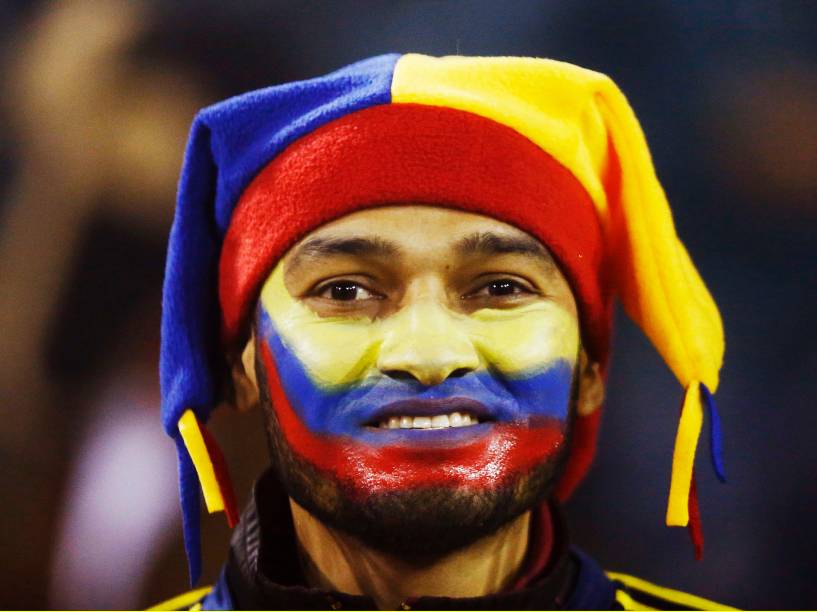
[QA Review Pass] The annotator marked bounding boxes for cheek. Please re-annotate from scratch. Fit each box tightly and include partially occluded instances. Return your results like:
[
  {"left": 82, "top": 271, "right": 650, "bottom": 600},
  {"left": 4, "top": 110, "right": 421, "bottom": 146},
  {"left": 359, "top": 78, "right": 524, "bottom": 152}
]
[
  {"left": 270, "top": 313, "right": 380, "bottom": 387},
  {"left": 257, "top": 305, "right": 381, "bottom": 434},
  {"left": 469, "top": 305, "right": 580, "bottom": 375},
  {"left": 501, "top": 360, "right": 575, "bottom": 422},
  {"left": 258, "top": 264, "right": 381, "bottom": 387},
  {"left": 469, "top": 306, "right": 579, "bottom": 421}
]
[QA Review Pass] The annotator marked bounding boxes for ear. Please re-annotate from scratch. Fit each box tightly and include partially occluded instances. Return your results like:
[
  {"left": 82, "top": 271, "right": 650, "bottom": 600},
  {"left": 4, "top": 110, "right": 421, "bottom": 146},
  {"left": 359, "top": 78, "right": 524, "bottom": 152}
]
[
  {"left": 229, "top": 331, "right": 259, "bottom": 412},
  {"left": 576, "top": 349, "right": 604, "bottom": 417}
]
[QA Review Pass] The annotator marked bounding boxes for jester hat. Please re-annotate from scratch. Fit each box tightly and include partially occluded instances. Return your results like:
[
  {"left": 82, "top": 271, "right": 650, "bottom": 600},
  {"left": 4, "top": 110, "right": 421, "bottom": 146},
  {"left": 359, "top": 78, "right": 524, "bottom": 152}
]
[{"left": 161, "top": 53, "right": 725, "bottom": 584}]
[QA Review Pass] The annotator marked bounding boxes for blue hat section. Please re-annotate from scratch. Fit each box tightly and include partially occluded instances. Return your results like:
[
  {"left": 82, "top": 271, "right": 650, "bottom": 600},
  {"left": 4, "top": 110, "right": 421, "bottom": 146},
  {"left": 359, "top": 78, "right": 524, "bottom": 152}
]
[
  {"left": 175, "top": 437, "right": 202, "bottom": 584},
  {"left": 159, "top": 53, "right": 400, "bottom": 584},
  {"left": 161, "top": 52, "right": 398, "bottom": 435}
]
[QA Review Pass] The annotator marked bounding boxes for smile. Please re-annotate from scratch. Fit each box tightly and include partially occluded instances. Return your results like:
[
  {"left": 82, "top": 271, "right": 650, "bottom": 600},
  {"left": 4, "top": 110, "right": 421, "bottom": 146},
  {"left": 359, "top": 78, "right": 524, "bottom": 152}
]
[
  {"left": 377, "top": 411, "right": 481, "bottom": 430},
  {"left": 367, "top": 397, "right": 495, "bottom": 431}
]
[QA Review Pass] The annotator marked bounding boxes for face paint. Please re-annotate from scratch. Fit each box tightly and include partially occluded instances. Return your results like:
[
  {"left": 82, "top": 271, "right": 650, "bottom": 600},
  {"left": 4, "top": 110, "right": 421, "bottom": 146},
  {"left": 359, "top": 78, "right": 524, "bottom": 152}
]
[{"left": 256, "top": 261, "right": 580, "bottom": 496}]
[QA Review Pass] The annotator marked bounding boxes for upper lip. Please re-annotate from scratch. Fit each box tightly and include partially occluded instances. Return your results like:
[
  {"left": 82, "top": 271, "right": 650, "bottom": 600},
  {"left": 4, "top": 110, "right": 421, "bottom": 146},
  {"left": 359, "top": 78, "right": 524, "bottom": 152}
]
[{"left": 365, "top": 397, "right": 495, "bottom": 425}]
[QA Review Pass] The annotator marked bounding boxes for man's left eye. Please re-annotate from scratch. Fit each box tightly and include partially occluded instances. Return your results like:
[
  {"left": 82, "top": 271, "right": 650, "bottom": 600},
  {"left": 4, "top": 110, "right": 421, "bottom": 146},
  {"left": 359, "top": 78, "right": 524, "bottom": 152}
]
[
  {"left": 470, "top": 279, "right": 532, "bottom": 298},
  {"left": 486, "top": 280, "right": 520, "bottom": 296},
  {"left": 319, "top": 281, "right": 377, "bottom": 301}
]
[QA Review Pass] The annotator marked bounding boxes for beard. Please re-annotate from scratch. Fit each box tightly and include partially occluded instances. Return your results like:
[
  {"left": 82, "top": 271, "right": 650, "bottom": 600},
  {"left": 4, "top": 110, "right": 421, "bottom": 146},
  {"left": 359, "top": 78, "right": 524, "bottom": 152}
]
[{"left": 257, "top": 359, "right": 577, "bottom": 560}]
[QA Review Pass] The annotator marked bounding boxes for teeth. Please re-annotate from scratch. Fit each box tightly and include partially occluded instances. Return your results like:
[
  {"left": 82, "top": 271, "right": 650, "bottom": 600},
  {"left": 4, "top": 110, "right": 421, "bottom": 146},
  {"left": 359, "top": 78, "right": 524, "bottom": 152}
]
[
  {"left": 413, "top": 416, "right": 432, "bottom": 429},
  {"left": 377, "top": 411, "right": 480, "bottom": 429},
  {"left": 430, "top": 414, "right": 449, "bottom": 428}
]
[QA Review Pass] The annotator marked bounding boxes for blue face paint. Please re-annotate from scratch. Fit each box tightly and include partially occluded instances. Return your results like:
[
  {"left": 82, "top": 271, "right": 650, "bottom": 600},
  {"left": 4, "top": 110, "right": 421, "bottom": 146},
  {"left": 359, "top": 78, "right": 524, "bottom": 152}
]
[{"left": 257, "top": 306, "right": 574, "bottom": 447}]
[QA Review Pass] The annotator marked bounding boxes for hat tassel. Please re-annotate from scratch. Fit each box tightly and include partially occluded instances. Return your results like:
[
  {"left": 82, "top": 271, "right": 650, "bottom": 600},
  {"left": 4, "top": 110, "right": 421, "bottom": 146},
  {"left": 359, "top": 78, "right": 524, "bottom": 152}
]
[
  {"left": 667, "top": 382, "right": 703, "bottom": 527},
  {"left": 178, "top": 409, "right": 239, "bottom": 527},
  {"left": 666, "top": 382, "right": 727, "bottom": 559},
  {"left": 701, "top": 383, "right": 727, "bottom": 483}
]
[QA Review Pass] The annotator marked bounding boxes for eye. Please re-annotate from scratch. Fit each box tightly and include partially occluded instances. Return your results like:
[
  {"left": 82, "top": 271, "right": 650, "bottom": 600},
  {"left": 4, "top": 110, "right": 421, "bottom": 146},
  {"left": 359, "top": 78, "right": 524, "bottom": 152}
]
[
  {"left": 317, "top": 280, "right": 379, "bottom": 301},
  {"left": 485, "top": 279, "right": 523, "bottom": 296},
  {"left": 463, "top": 277, "right": 538, "bottom": 301}
]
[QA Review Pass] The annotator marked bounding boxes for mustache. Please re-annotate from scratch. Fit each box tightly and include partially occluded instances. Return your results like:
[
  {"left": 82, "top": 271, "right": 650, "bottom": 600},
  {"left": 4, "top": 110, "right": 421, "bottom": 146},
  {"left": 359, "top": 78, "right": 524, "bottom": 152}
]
[{"left": 328, "top": 365, "right": 573, "bottom": 429}]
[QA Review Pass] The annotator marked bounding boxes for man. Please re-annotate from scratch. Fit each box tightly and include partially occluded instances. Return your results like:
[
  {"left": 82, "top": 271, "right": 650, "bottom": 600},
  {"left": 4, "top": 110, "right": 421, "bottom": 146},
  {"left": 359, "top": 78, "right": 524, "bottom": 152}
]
[{"left": 155, "top": 54, "right": 730, "bottom": 609}]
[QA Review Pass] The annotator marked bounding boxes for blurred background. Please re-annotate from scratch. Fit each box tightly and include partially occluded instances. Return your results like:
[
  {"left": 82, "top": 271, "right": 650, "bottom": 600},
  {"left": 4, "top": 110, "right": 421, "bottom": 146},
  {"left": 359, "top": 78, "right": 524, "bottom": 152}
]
[{"left": 0, "top": 0, "right": 814, "bottom": 608}]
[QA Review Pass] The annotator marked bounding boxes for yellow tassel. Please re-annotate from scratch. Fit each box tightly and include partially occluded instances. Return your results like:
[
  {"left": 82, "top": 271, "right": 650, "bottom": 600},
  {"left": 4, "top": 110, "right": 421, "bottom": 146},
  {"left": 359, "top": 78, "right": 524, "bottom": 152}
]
[
  {"left": 666, "top": 383, "right": 703, "bottom": 526},
  {"left": 178, "top": 409, "right": 225, "bottom": 514}
]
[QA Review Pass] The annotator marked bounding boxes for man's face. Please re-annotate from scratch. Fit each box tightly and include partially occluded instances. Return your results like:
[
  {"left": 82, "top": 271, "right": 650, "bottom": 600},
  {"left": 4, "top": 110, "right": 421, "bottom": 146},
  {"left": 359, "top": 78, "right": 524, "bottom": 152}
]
[{"left": 252, "top": 205, "right": 584, "bottom": 555}]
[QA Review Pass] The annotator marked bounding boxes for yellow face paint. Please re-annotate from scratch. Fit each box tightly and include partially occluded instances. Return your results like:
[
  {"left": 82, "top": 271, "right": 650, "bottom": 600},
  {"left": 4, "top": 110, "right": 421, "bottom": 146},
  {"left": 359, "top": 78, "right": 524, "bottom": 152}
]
[
  {"left": 467, "top": 301, "right": 579, "bottom": 375},
  {"left": 258, "top": 261, "right": 579, "bottom": 390},
  {"left": 259, "top": 263, "right": 384, "bottom": 388}
]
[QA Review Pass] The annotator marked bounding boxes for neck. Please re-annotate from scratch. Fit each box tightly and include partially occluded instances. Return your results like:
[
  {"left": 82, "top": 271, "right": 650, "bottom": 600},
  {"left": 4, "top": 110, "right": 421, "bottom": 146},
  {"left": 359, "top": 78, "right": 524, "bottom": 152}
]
[{"left": 289, "top": 498, "right": 531, "bottom": 610}]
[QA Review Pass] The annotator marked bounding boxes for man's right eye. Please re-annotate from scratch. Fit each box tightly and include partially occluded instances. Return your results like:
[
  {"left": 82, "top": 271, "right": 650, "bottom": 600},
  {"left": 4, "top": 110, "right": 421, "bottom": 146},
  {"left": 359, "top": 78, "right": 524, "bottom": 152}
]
[{"left": 317, "top": 281, "right": 378, "bottom": 301}]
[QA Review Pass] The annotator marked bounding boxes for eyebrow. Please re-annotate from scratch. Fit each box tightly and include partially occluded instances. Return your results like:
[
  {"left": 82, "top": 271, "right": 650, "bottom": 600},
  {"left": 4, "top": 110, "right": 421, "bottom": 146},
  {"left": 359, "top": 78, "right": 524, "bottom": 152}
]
[
  {"left": 287, "top": 235, "right": 400, "bottom": 271},
  {"left": 455, "top": 231, "right": 554, "bottom": 264},
  {"left": 286, "top": 230, "right": 554, "bottom": 274}
]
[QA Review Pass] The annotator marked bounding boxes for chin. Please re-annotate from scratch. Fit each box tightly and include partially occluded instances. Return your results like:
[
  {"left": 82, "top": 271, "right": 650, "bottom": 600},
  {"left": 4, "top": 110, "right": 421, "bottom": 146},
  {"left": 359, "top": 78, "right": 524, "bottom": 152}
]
[{"left": 291, "top": 456, "right": 567, "bottom": 558}]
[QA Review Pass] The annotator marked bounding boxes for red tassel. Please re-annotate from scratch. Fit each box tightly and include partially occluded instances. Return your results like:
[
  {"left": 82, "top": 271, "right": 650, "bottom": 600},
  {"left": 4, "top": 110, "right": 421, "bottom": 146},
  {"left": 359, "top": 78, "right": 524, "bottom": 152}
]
[
  {"left": 687, "top": 470, "right": 704, "bottom": 560},
  {"left": 200, "top": 425, "right": 240, "bottom": 528}
]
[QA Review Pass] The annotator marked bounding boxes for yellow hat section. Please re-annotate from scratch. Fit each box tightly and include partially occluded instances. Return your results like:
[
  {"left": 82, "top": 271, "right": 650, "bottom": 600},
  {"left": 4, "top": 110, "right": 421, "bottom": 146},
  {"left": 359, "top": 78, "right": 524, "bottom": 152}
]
[{"left": 392, "top": 54, "right": 724, "bottom": 526}]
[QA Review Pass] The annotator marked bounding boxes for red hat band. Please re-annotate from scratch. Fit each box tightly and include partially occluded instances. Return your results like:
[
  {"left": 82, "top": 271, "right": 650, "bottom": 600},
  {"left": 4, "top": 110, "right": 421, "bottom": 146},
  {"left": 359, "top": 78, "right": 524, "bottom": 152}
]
[{"left": 220, "top": 103, "right": 611, "bottom": 363}]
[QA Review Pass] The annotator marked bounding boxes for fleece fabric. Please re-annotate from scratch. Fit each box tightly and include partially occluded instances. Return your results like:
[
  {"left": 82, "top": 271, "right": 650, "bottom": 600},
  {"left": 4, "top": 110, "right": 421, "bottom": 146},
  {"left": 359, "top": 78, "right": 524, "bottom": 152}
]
[{"left": 160, "top": 53, "right": 725, "bottom": 584}]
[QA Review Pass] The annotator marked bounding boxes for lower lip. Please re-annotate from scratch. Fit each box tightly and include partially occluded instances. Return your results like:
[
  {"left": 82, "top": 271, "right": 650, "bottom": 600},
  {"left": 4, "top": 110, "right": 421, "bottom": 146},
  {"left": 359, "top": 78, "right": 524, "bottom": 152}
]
[{"left": 360, "top": 421, "right": 494, "bottom": 446}]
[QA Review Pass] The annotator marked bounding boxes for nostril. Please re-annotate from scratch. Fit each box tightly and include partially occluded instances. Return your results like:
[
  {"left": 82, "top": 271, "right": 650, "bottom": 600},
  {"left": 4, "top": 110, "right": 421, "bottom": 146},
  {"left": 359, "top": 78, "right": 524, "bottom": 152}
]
[
  {"left": 382, "top": 368, "right": 473, "bottom": 382},
  {"left": 383, "top": 370, "right": 419, "bottom": 381}
]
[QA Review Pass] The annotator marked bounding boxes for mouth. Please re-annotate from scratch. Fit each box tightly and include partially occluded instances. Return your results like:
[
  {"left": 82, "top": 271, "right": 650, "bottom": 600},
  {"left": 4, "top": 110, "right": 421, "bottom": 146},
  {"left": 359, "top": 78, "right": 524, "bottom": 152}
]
[{"left": 365, "top": 398, "right": 496, "bottom": 431}]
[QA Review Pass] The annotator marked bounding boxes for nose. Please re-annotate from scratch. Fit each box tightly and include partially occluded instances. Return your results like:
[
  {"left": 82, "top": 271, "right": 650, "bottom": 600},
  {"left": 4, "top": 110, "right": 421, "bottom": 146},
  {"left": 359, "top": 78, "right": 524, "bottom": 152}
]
[{"left": 377, "top": 300, "right": 480, "bottom": 386}]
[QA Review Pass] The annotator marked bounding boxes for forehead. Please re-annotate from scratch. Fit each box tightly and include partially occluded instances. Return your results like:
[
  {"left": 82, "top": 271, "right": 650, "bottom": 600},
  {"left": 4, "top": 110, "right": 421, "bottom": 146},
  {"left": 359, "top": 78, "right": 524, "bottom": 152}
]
[{"left": 283, "top": 204, "right": 554, "bottom": 267}]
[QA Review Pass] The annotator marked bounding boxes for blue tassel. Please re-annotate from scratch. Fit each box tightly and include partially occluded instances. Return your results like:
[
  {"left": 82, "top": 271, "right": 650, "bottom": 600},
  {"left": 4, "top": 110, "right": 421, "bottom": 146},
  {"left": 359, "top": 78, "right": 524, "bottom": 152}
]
[
  {"left": 176, "top": 437, "right": 202, "bottom": 585},
  {"left": 700, "top": 383, "right": 727, "bottom": 483}
]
